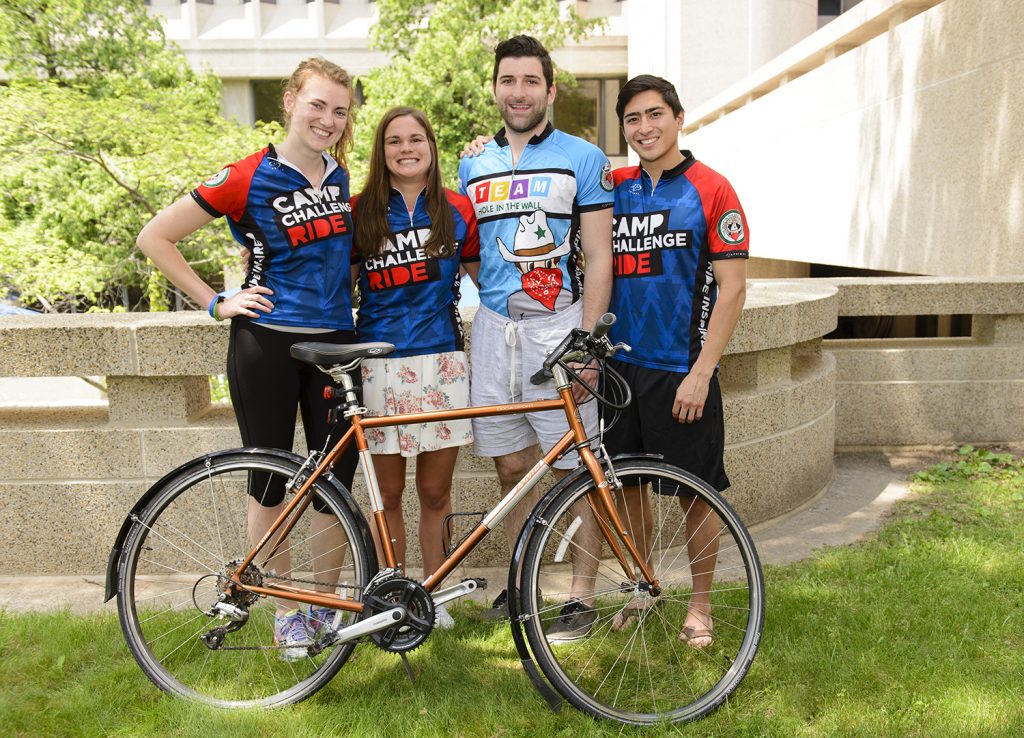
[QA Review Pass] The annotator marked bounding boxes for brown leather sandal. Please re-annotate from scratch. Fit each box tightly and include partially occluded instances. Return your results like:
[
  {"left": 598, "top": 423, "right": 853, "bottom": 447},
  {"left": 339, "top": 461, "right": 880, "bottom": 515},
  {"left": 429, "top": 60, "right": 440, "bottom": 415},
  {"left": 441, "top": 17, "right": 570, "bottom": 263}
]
[{"left": 679, "top": 625, "right": 714, "bottom": 649}]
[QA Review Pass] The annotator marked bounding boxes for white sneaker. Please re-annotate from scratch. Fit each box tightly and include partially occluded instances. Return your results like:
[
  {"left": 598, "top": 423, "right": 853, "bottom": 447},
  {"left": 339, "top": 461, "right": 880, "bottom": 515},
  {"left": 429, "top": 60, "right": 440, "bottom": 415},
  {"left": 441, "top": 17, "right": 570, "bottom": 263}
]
[
  {"left": 434, "top": 603, "right": 455, "bottom": 630},
  {"left": 273, "top": 609, "right": 311, "bottom": 662}
]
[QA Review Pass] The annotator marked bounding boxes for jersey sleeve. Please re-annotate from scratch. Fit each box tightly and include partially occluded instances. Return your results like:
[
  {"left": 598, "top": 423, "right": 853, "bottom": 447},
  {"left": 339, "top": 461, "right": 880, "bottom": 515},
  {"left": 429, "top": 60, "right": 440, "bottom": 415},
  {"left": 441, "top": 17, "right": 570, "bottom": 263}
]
[
  {"left": 190, "top": 148, "right": 265, "bottom": 223},
  {"left": 349, "top": 193, "right": 363, "bottom": 264},
  {"left": 572, "top": 141, "right": 615, "bottom": 212},
  {"left": 688, "top": 162, "right": 749, "bottom": 260},
  {"left": 457, "top": 156, "right": 472, "bottom": 197},
  {"left": 445, "top": 190, "right": 480, "bottom": 263}
]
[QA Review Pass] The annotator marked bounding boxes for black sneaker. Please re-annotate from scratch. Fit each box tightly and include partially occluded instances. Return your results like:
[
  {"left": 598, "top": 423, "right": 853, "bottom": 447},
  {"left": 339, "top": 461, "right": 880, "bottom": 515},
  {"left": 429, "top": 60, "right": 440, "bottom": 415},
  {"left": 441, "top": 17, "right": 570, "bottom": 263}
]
[
  {"left": 545, "top": 599, "right": 597, "bottom": 644},
  {"left": 479, "top": 589, "right": 509, "bottom": 621}
]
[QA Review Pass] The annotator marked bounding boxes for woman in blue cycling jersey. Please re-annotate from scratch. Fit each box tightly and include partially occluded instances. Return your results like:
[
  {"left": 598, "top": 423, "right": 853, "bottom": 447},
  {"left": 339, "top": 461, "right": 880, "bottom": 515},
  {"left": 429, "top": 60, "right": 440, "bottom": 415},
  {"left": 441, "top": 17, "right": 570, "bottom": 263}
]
[
  {"left": 137, "top": 57, "right": 358, "bottom": 658},
  {"left": 352, "top": 107, "right": 480, "bottom": 629}
]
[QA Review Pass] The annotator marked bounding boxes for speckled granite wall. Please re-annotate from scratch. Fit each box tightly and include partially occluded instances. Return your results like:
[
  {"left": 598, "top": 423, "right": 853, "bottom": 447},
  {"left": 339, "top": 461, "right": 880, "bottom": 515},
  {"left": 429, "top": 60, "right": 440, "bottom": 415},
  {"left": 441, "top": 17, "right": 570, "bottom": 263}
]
[
  {"left": 821, "top": 278, "right": 1024, "bottom": 447},
  {"left": 13, "top": 277, "right": 1020, "bottom": 574}
]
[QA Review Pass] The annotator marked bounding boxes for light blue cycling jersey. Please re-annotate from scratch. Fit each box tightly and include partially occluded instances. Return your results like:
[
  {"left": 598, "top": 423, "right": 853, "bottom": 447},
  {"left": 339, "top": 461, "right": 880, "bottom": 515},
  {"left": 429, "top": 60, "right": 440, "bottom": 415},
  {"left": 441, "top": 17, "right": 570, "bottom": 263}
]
[{"left": 457, "top": 123, "right": 613, "bottom": 320}]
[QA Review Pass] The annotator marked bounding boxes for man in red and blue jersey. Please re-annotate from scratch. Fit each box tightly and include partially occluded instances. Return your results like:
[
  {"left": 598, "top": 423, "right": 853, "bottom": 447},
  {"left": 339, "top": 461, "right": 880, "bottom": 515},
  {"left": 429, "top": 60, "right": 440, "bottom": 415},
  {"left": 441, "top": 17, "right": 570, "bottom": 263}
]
[{"left": 606, "top": 75, "right": 749, "bottom": 649}]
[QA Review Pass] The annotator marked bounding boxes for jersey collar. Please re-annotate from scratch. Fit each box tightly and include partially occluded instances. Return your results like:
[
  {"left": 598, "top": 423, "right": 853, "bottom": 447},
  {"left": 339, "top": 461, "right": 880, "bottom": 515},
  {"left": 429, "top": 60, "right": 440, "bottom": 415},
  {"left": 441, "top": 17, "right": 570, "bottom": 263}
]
[
  {"left": 267, "top": 143, "right": 338, "bottom": 185},
  {"left": 493, "top": 122, "right": 555, "bottom": 148},
  {"left": 657, "top": 150, "right": 696, "bottom": 181},
  {"left": 387, "top": 186, "right": 428, "bottom": 220}
]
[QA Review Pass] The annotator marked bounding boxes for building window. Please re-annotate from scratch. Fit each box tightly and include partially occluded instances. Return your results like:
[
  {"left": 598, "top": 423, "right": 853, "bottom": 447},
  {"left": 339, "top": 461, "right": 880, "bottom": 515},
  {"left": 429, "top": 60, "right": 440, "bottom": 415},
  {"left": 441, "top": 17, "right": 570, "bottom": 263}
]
[
  {"left": 252, "top": 79, "right": 285, "bottom": 124},
  {"left": 819, "top": 0, "right": 863, "bottom": 14},
  {"left": 553, "top": 76, "right": 627, "bottom": 157}
]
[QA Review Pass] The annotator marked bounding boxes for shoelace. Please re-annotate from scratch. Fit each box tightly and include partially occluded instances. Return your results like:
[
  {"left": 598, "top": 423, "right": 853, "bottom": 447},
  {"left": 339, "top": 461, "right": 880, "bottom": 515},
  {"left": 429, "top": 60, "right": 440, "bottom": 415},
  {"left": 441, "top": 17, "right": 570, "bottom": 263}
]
[
  {"left": 558, "top": 600, "right": 587, "bottom": 622},
  {"left": 279, "top": 609, "right": 314, "bottom": 643}
]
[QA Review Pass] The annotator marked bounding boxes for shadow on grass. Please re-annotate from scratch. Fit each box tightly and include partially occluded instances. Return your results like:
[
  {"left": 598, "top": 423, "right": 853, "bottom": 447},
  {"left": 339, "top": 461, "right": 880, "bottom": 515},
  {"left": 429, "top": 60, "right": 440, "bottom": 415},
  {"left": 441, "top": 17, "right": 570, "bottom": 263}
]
[{"left": 3, "top": 450, "right": 1024, "bottom": 737}]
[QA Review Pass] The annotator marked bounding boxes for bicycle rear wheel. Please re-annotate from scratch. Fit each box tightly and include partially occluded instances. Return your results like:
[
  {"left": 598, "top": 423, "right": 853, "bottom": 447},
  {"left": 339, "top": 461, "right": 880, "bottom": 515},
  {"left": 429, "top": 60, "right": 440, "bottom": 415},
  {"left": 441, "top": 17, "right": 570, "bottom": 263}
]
[
  {"left": 116, "top": 450, "right": 372, "bottom": 708},
  {"left": 519, "top": 460, "right": 763, "bottom": 725}
]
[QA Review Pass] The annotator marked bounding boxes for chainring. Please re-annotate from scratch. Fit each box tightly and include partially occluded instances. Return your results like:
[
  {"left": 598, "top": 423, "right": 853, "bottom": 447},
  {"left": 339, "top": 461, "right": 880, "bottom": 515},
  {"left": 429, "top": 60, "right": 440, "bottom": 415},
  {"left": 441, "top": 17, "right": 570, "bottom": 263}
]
[{"left": 363, "top": 577, "right": 435, "bottom": 653}]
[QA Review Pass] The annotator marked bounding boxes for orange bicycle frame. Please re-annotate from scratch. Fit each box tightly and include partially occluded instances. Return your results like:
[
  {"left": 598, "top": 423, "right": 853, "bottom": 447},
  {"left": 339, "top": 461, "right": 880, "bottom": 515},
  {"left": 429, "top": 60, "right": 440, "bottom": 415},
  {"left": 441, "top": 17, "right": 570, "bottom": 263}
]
[{"left": 228, "top": 366, "right": 660, "bottom": 612}]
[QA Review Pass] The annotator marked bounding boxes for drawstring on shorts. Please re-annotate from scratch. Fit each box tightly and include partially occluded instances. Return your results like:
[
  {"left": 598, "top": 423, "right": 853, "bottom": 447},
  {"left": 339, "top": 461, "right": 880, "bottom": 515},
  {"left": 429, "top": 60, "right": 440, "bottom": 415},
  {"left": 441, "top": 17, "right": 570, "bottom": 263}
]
[{"left": 504, "top": 320, "right": 518, "bottom": 401}]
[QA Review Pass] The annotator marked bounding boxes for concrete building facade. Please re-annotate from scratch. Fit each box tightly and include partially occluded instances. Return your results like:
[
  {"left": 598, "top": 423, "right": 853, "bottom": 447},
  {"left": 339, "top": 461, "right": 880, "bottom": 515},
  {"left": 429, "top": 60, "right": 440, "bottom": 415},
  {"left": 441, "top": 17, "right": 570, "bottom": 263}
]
[
  {"left": 146, "top": 1, "right": 866, "bottom": 167},
  {"left": 141, "top": 0, "right": 1024, "bottom": 281}
]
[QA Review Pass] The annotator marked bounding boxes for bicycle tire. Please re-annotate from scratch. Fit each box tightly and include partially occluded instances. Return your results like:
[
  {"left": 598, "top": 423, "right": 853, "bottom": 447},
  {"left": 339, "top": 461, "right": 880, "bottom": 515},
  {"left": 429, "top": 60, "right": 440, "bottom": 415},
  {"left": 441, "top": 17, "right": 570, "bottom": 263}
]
[
  {"left": 519, "top": 460, "right": 764, "bottom": 725},
  {"left": 116, "top": 450, "right": 373, "bottom": 708}
]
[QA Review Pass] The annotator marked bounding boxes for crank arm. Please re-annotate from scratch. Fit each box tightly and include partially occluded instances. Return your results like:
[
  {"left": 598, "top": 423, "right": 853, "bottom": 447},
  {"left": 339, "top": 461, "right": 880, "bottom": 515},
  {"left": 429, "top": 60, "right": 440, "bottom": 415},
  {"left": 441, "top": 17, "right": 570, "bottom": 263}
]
[
  {"left": 331, "top": 606, "right": 407, "bottom": 645},
  {"left": 431, "top": 578, "right": 484, "bottom": 607}
]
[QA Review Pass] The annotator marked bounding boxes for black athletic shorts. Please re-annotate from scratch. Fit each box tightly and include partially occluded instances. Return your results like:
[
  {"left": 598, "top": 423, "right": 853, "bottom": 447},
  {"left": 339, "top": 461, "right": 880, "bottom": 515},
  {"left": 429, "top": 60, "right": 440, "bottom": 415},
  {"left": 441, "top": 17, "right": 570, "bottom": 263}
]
[
  {"left": 227, "top": 319, "right": 360, "bottom": 509},
  {"left": 602, "top": 358, "right": 730, "bottom": 493}
]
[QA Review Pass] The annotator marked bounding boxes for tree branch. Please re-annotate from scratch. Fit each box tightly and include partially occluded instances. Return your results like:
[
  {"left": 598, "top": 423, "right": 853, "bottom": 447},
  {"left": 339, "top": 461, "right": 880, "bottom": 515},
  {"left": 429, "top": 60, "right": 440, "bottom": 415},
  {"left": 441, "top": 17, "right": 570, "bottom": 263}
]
[{"left": 31, "top": 127, "right": 157, "bottom": 215}]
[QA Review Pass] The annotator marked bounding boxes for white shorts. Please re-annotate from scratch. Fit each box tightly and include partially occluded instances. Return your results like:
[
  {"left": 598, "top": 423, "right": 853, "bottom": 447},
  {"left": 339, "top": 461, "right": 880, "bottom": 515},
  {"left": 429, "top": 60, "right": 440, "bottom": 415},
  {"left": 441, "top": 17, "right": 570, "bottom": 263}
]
[
  {"left": 361, "top": 351, "right": 473, "bottom": 457},
  {"left": 470, "top": 301, "right": 598, "bottom": 470}
]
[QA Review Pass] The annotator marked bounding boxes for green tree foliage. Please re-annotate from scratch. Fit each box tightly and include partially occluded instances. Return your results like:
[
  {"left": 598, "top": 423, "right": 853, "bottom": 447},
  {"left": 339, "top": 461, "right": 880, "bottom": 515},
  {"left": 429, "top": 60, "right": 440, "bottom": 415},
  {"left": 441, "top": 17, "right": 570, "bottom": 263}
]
[
  {"left": 0, "top": 0, "right": 271, "bottom": 311},
  {"left": 351, "top": 0, "right": 604, "bottom": 190},
  {"left": 0, "top": 0, "right": 168, "bottom": 89}
]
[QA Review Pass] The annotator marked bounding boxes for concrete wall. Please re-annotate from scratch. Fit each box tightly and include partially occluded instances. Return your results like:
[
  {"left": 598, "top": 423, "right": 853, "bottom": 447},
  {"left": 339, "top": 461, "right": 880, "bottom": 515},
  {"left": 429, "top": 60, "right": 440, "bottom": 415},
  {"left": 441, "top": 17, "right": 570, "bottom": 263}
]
[
  {"left": 0, "top": 281, "right": 837, "bottom": 575},
  {"left": 5, "top": 275, "right": 1022, "bottom": 575},
  {"left": 626, "top": 0, "right": 819, "bottom": 110},
  {"left": 682, "top": 0, "right": 1024, "bottom": 277},
  {"left": 821, "top": 277, "right": 1024, "bottom": 446}
]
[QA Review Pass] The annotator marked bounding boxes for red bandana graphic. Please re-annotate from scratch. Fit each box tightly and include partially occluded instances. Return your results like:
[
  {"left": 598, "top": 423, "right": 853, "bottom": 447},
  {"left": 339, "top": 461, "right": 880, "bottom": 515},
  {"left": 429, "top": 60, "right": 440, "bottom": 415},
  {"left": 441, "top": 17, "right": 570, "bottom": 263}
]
[{"left": 521, "top": 267, "right": 563, "bottom": 311}]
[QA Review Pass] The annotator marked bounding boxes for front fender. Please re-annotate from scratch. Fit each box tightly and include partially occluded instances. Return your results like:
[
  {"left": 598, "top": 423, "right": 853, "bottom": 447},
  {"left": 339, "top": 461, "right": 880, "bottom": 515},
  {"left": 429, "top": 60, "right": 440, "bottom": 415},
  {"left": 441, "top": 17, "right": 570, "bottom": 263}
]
[{"left": 103, "top": 447, "right": 369, "bottom": 602}]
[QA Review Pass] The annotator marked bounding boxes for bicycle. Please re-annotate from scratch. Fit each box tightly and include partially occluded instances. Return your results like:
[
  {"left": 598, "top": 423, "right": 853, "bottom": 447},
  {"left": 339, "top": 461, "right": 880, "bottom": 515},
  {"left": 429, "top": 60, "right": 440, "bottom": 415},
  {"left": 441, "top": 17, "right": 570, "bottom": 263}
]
[{"left": 104, "top": 313, "right": 764, "bottom": 725}]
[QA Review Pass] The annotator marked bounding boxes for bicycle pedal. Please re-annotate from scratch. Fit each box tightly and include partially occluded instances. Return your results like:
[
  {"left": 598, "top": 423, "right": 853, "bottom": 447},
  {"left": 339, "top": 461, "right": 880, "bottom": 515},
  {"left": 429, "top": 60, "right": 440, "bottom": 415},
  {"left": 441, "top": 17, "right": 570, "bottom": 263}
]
[{"left": 464, "top": 577, "right": 487, "bottom": 591}]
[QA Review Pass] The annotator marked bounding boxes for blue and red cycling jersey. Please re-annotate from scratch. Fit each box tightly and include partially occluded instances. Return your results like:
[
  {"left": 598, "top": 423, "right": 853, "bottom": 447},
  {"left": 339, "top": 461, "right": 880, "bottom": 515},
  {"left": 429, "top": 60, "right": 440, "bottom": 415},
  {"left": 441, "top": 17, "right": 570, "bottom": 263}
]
[
  {"left": 352, "top": 188, "right": 480, "bottom": 358},
  {"left": 191, "top": 144, "right": 355, "bottom": 330},
  {"left": 609, "top": 151, "right": 749, "bottom": 373}
]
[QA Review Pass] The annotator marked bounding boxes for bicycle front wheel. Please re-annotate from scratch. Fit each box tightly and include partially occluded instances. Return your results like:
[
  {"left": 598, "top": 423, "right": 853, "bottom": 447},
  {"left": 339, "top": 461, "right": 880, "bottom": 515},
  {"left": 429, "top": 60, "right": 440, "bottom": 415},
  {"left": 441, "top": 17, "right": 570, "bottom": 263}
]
[
  {"left": 116, "top": 450, "right": 373, "bottom": 708},
  {"left": 519, "top": 460, "right": 764, "bottom": 725}
]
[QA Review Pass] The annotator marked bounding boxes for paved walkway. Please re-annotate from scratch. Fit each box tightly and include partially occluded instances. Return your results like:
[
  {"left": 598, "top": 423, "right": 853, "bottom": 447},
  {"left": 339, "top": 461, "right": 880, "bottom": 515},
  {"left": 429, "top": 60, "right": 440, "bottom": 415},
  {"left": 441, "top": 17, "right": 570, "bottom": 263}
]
[{"left": 0, "top": 449, "right": 956, "bottom": 615}]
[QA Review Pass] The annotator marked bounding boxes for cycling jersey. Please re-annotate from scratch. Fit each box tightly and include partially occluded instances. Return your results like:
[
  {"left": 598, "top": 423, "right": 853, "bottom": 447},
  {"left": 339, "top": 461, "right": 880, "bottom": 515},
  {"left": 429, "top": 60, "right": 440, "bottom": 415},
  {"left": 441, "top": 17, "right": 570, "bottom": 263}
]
[
  {"left": 457, "top": 124, "right": 613, "bottom": 320},
  {"left": 192, "top": 144, "right": 355, "bottom": 330},
  {"left": 353, "top": 188, "right": 480, "bottom": 358},
  {"left": 609, "top": 151, "right": 749, "bottom": 373}
]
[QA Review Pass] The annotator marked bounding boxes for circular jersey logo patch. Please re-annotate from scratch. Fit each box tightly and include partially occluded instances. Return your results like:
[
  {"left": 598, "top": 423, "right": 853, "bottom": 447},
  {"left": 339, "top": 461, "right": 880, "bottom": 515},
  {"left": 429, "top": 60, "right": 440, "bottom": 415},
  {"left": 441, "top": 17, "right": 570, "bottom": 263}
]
[
  {"left": 717, "top": 209, "right": 745, "bottom": 245},
  {"left": 203, "top": 169, "right": 230, "bottom": 188},
  {"left": 600, "top": 163, "right": 614, "bottom": 192}
]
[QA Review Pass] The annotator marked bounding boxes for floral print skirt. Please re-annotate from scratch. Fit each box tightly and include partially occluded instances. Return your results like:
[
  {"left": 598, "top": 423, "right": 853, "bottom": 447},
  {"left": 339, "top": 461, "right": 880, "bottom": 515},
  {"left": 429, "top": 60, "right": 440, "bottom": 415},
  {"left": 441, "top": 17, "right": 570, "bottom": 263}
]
[{"left": 360, "top": 350, "right": 474, "bottom": 456}]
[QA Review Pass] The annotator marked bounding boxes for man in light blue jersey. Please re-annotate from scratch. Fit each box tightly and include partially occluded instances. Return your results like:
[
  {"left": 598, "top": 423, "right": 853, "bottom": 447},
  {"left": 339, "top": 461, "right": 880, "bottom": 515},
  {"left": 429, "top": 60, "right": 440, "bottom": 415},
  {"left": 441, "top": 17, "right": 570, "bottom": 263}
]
[{"left": 458, "top": 35, "right": 613, "bottom": 638}]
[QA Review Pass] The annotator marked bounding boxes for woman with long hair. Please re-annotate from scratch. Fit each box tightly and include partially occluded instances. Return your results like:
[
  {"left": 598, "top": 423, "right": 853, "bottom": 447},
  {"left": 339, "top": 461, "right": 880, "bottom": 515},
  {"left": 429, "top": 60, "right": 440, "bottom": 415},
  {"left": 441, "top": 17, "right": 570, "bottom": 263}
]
[
  {"left": 137, "top": 57, "right": 359, "bottom": 658},
  {"left": 353, "top": 106, "right": 480, "bottom": 628}
]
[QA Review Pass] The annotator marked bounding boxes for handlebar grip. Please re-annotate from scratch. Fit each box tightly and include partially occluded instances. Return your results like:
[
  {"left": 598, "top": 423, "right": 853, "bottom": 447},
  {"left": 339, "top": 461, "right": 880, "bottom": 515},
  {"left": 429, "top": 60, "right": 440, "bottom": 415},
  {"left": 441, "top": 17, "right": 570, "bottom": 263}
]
[
  {"left": 589, "top": 313, "right": 616, "bottom": 341},
  {"left": 530, "top": 367, "right": 552, "bottom": 386}
]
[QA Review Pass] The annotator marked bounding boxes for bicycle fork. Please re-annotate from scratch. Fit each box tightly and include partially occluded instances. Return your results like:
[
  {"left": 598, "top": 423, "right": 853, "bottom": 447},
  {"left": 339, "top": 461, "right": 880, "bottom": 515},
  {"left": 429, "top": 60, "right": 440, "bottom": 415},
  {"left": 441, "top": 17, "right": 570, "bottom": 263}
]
[{"left": 552, "top": 369, "right": 662, "bottom": 595}]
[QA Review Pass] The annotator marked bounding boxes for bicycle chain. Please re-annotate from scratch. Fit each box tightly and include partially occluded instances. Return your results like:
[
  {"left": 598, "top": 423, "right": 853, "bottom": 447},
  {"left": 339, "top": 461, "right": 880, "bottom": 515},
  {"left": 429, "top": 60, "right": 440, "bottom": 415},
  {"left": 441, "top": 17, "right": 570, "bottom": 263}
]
[{"left": 259, "top": 571, "right": 363, "bottom": 594}]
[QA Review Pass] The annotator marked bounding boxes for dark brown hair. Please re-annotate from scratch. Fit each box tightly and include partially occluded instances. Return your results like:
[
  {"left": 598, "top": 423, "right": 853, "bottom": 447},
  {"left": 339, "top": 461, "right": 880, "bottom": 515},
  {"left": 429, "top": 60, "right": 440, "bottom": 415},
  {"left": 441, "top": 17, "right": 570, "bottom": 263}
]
[
  {"left": 492, "top": 35, "right": 554, "bottom": 90},
  {"left": 616, "top": 74, "right": 685, "bottom": 124},
  {"left": 283, "top": 57, "right": 356, "bottom": 167},
  {"left": 354, "top": 106, "right": 455, "bottom": 259}
]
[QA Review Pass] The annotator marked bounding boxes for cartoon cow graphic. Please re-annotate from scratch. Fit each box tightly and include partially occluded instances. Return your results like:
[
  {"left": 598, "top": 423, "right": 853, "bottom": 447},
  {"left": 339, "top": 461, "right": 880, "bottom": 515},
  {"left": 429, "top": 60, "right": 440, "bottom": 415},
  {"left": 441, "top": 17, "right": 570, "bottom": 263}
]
[{"left": 497, "top": 211, "right": 573, "bottom": 318}]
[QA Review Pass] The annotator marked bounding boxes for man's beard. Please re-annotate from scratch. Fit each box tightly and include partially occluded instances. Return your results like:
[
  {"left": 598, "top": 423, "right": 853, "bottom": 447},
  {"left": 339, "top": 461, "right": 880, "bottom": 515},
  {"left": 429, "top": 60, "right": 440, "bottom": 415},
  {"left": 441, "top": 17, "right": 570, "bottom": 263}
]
[{"left": 501, "top": 102, "right": 547, "bottom": 134}]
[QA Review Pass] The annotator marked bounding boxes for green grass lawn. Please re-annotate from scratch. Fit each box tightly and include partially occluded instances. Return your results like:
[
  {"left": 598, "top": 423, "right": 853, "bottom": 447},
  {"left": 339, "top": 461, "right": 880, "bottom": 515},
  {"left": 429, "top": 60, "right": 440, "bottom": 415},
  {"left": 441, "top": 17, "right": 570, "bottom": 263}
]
[{"left": 3, "top": 446, "right": 1023, "bottom": 737}]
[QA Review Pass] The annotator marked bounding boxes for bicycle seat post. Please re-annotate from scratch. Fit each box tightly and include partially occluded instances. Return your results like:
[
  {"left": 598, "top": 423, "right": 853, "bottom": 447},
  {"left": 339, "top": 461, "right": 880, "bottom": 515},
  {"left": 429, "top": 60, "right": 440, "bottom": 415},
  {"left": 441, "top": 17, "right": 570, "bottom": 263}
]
[{"left": 324, "top": 359, "right": 367, "bottom": 419}]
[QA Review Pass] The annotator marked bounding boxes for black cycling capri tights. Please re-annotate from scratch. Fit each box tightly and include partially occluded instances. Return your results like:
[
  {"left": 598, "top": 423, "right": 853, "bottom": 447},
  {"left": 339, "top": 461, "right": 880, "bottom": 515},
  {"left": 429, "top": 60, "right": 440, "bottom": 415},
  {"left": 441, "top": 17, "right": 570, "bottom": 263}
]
[{"left": 227, "top": 319, "right": 360, "bottom": 510}]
